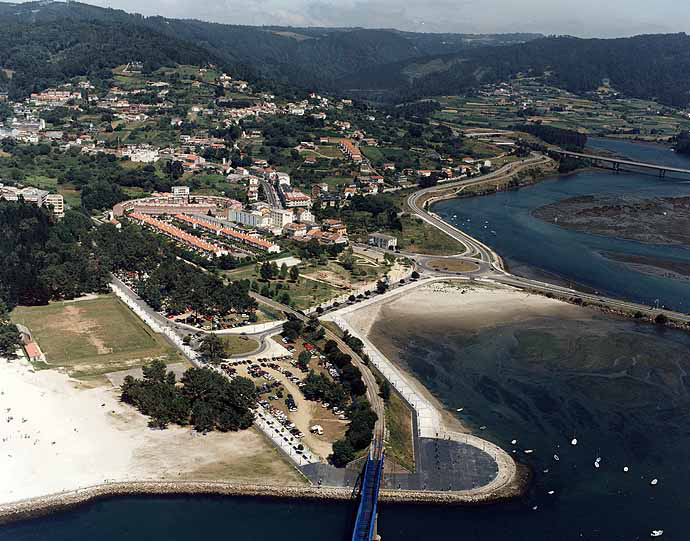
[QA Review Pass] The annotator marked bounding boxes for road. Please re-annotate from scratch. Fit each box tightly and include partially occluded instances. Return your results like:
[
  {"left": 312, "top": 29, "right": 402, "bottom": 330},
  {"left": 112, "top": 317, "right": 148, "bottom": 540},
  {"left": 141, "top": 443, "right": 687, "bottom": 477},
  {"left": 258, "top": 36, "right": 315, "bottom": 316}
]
[
  {"left": 261, "top": 179, "right": 282, "bottom": 209},
  {"left": 250, "top": 292, "right": 387, "bottom": 443},
  {"left": 407, "top": 153, "right": 551, "bottom": 268}
]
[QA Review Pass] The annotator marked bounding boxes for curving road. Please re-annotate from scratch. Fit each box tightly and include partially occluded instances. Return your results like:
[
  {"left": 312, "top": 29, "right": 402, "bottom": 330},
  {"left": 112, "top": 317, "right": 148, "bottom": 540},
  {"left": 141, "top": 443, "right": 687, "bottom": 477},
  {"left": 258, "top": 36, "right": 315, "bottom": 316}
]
[
  {"left": 404, "top": 154, "right": 690, "bottom": 322},
  {"left": 407, "top": 154, "right": 551, "bottom": 269}
]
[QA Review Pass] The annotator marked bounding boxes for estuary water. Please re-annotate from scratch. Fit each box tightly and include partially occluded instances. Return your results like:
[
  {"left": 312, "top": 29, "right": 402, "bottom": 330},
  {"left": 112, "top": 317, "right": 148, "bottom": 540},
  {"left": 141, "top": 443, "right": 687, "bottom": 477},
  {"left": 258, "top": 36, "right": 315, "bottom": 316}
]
[{"left": 434, "top": 138, "right": 690, "bottom": 312}]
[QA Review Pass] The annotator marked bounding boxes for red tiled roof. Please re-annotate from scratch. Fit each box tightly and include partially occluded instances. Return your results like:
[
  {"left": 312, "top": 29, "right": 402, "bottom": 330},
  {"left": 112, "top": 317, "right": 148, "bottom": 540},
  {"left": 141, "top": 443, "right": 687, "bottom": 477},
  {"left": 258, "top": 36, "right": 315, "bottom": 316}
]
[
  {"left": 130, "top": 213, "right": 225, "bottom": 255},
  {"left": 176, "top": 214, "right": 276, "bottom": 251}
]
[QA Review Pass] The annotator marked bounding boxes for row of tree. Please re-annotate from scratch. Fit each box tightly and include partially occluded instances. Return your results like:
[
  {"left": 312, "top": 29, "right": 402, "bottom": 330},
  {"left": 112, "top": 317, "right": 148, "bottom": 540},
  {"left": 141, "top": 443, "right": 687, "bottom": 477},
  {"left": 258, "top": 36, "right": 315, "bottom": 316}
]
[
  {"left": 96, "top": 222, "right": 256, "bottom": 318},
  {"left": 0, "top": 300, "right": 21, "bottom": 358},
  {"left": 516, "top": 123, "right": 587, "bottom": 151}
]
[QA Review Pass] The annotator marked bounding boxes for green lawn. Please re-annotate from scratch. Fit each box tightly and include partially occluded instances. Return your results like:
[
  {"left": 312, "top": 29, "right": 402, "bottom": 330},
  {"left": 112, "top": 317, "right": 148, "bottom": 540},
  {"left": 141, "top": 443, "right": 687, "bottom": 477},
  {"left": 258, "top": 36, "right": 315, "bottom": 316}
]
[
  {"left": 12, "top": 295, "right": 180, "bottom": 379},
  {"left": 398, "top": 214, "right": 467, "bottom": 256},
  {"left": 223, "top": 264, "right": 342, "bottom": 309},
  {"left": 385, "top": 391, "right": 416, "bottom": 472},
  {"left": 221, "top": 335, "right": 260, "bottom": 355},
  {"left": 361, "top": 146, "right": 384, "bottom": 162}
]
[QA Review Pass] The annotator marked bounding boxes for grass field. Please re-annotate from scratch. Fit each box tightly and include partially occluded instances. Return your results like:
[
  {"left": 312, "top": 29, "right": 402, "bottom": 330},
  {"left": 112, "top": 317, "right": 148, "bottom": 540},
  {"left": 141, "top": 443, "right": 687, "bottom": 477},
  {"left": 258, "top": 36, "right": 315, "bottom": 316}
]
[
  {"left": 223, "top": 264, "right": 343, "bottom": 310},
  {"left": 12, "top": 295, "right": 181, "bottom": 380},
  {"left": 221, "top": 335, "right": 260, "bottom": 355},
  {"left": 427, "top": 259, "right": 479, "bottom": 273},
  {"left": 385, "top": 391, "right": 416, "bottom": 472},
  {"left": 399, "top": 214, "right": 466, "bottom": 256}
]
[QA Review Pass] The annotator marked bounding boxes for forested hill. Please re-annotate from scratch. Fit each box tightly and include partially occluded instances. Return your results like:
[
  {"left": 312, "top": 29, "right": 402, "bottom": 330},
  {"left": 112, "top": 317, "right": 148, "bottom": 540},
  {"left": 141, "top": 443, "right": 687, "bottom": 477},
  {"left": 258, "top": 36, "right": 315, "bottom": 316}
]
[
  {"left": 0, "top": 1, "right": 538, "bottom": 96},
  {"left": 1, "top": 1, "right": 689, "bottom": 107},
  {"left": 345, "top": 33, "right": 690, "bottom": 107},
  {"left": 0, "top": 17, "right": 231, "bottom": 99}
]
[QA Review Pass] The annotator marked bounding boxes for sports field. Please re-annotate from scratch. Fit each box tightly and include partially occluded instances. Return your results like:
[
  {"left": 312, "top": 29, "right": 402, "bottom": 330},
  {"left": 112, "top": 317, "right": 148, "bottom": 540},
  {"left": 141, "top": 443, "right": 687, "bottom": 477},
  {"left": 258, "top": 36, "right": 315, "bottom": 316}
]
[{"left": 12, "top": 295, "right": 181, "bottom": 379}]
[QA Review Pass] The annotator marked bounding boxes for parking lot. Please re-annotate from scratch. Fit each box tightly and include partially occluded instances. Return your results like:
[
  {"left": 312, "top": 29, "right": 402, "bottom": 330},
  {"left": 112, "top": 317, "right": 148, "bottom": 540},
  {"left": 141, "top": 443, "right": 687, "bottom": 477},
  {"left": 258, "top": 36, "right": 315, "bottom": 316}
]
[{"left": 214, "top": 343, "right": 348, "bottom": 461}]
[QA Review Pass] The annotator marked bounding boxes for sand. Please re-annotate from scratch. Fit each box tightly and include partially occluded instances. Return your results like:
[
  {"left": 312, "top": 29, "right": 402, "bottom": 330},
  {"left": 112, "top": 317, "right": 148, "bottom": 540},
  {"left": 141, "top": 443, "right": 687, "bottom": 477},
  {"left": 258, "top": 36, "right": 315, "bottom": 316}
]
[
  {"left": 343, "top": 280, "right": 591, "bottom": 434},
  {"left": 0, "top": 357, "right": 303, "bottom": 505}
]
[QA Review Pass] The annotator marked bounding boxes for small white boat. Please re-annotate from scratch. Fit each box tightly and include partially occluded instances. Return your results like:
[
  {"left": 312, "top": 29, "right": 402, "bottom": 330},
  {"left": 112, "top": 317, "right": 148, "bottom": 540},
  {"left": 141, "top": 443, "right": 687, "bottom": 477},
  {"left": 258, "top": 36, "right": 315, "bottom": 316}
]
[
  {"left": 651, "top": 530, "right": 664, "bottom": 537},
  {"left": 548, "top": 490, "right": 555, "bottom": 495},
  {"left": 490, "top": 230, "right": 497, "bottom": 235},
  {"left": 554, "top": 454, "right": 560, "bottom": 461},
  {"left": 623, "top": 466, "right": 629, "bottom": 472},
  {"left": 532, "top": 505, "right": 538, "bottom": 511},
  {"left": 456, "top": 408, "right": 464, "bottom": 412},
  {"left": 511, "top": 439, "right": 517, "bottom": 445},
  {"left": 524, "top": 449, "right": 534, "bottom": 454},
  {"left": 571, "top": 438, "right": 578, "bottom": 446},
  {"left": 480, "top": 425, "right": 487, "bottom": 430},
  {"left": 594, "top": 461, "right": 600, "bottom": 469},
  {"left": 651, "top": 479, "right": 659, "bottom": 486}
]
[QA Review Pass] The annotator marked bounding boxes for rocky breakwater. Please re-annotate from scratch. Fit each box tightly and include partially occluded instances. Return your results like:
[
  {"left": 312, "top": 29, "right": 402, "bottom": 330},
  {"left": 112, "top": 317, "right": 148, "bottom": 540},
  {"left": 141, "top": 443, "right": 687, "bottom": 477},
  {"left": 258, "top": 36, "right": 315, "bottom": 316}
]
[{"left": 0, "top": 481, "right": 353, "bottom": 525}]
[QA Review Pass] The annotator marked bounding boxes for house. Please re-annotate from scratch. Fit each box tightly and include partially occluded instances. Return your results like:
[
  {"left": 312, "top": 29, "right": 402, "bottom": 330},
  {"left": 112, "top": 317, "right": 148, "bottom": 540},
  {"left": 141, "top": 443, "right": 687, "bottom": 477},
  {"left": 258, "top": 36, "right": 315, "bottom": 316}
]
[
  {"left": 309, "top": 184, "right": 327, "bottom": 200},
  {"left": 368, "top": 232, "right": 398, "bottom": 250},
  {"left": 339, "top": 140, "right": 362, "bottom": 163},
  {"left": 283, "top": 222, "right": 307, "bottom": 238}
]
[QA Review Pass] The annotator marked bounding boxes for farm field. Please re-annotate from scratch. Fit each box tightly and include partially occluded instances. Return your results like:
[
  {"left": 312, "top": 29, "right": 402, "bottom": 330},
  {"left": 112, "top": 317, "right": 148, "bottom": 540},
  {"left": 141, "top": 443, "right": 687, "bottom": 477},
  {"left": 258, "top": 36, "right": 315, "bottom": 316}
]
[{"left": 12, "top": 295, "right": 180, "bottom": 380}]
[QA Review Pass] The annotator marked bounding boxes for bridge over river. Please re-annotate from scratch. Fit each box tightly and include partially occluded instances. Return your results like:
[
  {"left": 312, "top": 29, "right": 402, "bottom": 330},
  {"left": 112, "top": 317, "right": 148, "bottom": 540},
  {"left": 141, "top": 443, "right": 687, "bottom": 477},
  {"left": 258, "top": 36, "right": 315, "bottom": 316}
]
[{"left": 555, "top": 149, "right": 690, "bottom": 178}]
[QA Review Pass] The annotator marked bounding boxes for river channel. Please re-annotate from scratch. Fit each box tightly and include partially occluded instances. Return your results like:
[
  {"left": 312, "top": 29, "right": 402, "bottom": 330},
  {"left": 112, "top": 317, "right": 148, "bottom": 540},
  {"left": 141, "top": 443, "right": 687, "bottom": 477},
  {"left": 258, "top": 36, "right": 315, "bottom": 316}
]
[{"left": 434, "top": 137, "right": 690, "bottom": 313}]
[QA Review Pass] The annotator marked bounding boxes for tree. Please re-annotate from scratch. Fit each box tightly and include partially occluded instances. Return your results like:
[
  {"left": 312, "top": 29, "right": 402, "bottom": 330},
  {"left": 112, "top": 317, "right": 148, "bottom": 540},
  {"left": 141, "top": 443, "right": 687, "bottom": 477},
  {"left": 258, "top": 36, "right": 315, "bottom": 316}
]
[
  {"left": 165, "top": 160, "right": 184, "bottom": 180},
  {"left": 282, "top": 318, "right": 304, "bottom": 341},
  {"left": 376, "top": 280, "right": 389, "bottom": 294},
  {"left": 411, "top": 271, "right": 420, "bottom": 279},
  {"left": 289, "top": 265, "right": 300, "bottom": 282},
  {"left": 379, "top": 380, "right": 391, "bottom": 401},
  {"left": 655, "top": 313, "right": 669, "bottom": 326},
  {"left": 297, "top": 350, "right": 311, "bottom": 370},
  {"left": 197, "top": 334, "right": 227, "bottom": 364},
  {"left": 260, "top": 261, "right": 274, "bottom": 281},
  {"left": 0, "top": 323, "right": 21, "bottom": 357},
  {"left": 330, "top": 439, "right": 356, "bottom": 467},
  {"left": 279, "top": 263, "right": 288, "bottom": 280}
]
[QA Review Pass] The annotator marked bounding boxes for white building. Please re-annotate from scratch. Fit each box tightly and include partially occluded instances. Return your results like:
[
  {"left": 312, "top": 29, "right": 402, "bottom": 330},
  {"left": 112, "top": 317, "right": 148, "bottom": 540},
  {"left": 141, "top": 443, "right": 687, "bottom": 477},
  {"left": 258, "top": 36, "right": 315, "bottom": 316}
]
[
  {"left": 368, "top": 232, "right": 398, "bottom": 250},
  {"left": 172, "top": 186, "right": 190, "bottom": 196},
  {"left": 228, "top": 208, "right": 270, "bottom": 228},
  {"left": 44, "top": 194, "right": 65, "bottom": 218},
  {"left": 0, "top": 186, "right": 64, "bottom": 217},
  {"left": 270, "top": 208, "right": 294, "bottom": 229},
  {"left": 294, "top": 208, "right": 315, "bottom": 223}
]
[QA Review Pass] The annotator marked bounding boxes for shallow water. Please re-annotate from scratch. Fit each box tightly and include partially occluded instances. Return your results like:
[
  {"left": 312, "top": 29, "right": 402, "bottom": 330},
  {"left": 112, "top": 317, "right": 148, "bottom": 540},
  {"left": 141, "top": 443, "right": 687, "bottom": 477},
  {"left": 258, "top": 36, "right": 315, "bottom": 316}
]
[{"left": 370, "top": 309, "right": 690, "bottom": 540}]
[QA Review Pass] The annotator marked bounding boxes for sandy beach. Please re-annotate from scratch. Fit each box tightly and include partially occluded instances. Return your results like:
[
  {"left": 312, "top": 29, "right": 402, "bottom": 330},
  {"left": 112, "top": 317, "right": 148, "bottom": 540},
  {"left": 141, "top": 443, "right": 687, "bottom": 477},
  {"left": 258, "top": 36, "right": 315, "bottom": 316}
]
[
  {"left": 343, "top": 280, "right": 593, "bottom": 434},
  {"left": 0, "top": 358, "right": 303, "bottom": 505}
]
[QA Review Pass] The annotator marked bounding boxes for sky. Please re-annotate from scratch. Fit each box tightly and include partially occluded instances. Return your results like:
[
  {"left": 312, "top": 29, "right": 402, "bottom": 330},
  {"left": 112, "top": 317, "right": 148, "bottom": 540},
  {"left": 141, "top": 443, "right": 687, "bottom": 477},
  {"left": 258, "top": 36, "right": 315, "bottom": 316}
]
[{"left": 29, "top": 0, "right": 690, "bottom": 37}]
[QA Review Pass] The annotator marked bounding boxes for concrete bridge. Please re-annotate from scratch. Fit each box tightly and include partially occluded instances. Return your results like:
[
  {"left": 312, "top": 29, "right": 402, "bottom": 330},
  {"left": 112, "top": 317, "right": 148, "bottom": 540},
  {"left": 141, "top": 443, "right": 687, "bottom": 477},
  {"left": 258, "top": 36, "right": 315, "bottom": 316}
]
[{"left": 555, "top": 149, "right": 690, "bottom": 178}]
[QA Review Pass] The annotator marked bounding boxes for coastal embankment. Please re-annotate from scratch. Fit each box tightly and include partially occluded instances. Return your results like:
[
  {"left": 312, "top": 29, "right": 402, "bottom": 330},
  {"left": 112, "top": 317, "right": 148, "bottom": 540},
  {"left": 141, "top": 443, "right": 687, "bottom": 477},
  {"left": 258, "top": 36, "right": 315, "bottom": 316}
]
[{"left": 0, "top": 470, "right": 530, "bottom": 526}]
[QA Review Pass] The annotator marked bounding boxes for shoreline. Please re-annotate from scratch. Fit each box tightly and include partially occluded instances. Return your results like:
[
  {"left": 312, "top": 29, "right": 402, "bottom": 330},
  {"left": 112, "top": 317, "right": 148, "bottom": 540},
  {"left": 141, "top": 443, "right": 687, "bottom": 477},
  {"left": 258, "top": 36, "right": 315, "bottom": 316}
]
[
  {"left": 0, "top": 472, "right": 530, "bottom": 526},
  {"left": 323, "top": 280, "right": 524, "bottom": 501}
]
